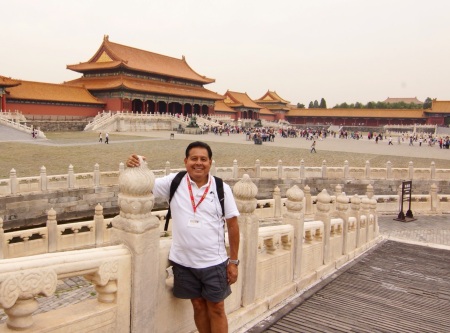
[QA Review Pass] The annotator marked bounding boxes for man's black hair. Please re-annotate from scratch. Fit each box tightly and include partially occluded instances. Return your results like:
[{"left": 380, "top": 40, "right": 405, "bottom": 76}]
[{"left": 185, "top": 141, "right": 213, "bottom": 159}]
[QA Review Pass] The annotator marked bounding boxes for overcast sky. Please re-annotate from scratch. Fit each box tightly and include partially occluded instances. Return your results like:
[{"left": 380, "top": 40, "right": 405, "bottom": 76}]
[{"left": 2, "top": 0, "right": 449, "bottom": 107}]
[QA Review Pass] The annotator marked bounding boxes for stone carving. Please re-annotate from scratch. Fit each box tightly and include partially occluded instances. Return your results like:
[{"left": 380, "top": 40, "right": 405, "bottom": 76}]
[
  {"left": 233, "top": 174, "right": 258, "bottom": 214},
  {"left": 316, "top": 189, "right": 331, "bottom": 213},
  {"left": 0, "top": 269, "right": 57, "bottom": 309},
  {"left": 285, "top": 185, "right": 304, "bottom": 217},
  {"left": 113, "top": 156, "right": 158, "bottom": 233},
  {"left": 84, "top": 260, "right": 119, "bottom": 286}
]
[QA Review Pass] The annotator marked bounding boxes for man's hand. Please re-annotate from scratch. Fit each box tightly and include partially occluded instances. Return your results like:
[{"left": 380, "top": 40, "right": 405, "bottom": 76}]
[
  {"left": 126, "top": 154, "right": 146, "bottom": 167},
  {"left": 227, "top": 263, "right": 238, "bottom": 285}
]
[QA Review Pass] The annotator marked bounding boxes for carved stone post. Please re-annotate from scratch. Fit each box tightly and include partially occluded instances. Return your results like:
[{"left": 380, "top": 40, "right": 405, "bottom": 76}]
[
  {"left": 365, "top": 161, "right": 371, "bottom": 180},
  {"left": 273, "top": 186, "right": 282, "bottom": 218},
  {"left": 314, "top": 189, "right": 332, "bottom": 264},
  {"left": 283, "top": 185, "right": 304, "bottom": 280},
  {"left": 344, "top": 160, "right": 349, "bottom": 179},
  {"left": 304, "top": 185, "right": 313, "bottom": 218},
  {"left": 361, "top": 197, "right": 371, "bottom": 243},
  {"left": 350, "top": 195, "right": 361, "bottom": 247},
  {"left": 68, "top": 164, "right": 75, "bottom": 189},
  {"left": 211, "top": 160, "right": 217, "bottom": 176},
  {"left": 95, "top": 203, "right": 105, "bottom": 246},
  {"left": 40, "top": 166, "right": 47, "bottom": 191},
  {"left": 299, "top": 159, "right": 305, "bottom": 180},
  {"left": 233, "top": 174, "right": 258, "bottom": 307},
  {"left": 336, "top": 193, "right": 350, "bottom": 255},
  {"left": 430, "top": 161, "right": 436, "bottom": 180},
  {"left": 165, "top": 161, "right": 171, "bottom": 175},
  {"left": 255, "top": 159, "right": 261, "bottom": 178},
  {"left": 9, "top": 169, "right": 17, "bottom": 195},
  {"left": 430, "top": 183, "right": 438, "bottom": 213},
  {"left": 111, "top": 156, "right": 160, "bottom": 332},
  {"left": 386, "top": 161, "right": 392, "bottom": 180},
  {"left": 277, "top": 160, "right": 283, "bottom": 179},
  {"left": 47, "top": 208, "right": 57, "bottom": 253},
  {"left": 233, "top": 159, "right": 238, "bottom": 179},
  {"left": 408, "top": 161, "right": 414, "bottom": 180},
  {"left": 94, "top": 163, "right": 100, "bottom": 187},
  {"left": 321, "top": 160, "right": 327, "bottom": 178}
]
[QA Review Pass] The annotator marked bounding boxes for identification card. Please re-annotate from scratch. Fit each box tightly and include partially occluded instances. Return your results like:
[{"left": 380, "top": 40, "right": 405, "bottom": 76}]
[{"left": 188, "top": 219, "right": 201, "bottom": 228}]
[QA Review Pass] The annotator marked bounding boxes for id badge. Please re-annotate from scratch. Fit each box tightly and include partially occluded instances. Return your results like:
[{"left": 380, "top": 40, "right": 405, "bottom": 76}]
[{"left": 188, "top": 219, "right": 202, "bottom": 228}]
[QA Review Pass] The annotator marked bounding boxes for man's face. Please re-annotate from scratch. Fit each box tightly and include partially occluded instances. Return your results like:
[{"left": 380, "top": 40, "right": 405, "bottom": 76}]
[{"left": 184, "top": 147, "right": 212, "bottom": 183}]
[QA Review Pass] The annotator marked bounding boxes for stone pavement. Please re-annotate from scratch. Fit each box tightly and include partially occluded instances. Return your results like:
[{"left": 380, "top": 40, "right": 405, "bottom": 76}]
[{"left": 1, "top": 214, "right": 449, "bottom": 327}]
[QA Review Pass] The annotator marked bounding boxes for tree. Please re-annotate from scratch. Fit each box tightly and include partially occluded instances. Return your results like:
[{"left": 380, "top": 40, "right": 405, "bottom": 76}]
[
  {"left": 319, "top": 98, "right": 327, "bottom": 108},
  {"left": 296, "top": 103, "right": 305, "bottom": 109},
  {"left": 423, "top": 97, "right": 432, "bottom": 109},
  {"left": 313, "top": 100, "right": 319, "bottom": 108},
  {"left": 308, "top": 101, "right": 314, "bottom": 109}
]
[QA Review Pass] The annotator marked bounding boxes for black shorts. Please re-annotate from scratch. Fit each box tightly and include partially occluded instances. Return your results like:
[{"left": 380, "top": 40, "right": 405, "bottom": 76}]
[{"left": 171, "top": 260, "right": 231, "bottom": 303}]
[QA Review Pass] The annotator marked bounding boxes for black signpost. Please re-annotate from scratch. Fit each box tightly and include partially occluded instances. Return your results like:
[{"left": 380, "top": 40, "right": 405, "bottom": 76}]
[{"left": 394, "top": 181, "right": 416, "bottom": 222}]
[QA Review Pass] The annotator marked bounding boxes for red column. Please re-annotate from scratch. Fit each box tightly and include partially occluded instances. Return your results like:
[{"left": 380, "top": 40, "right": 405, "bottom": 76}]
[
  {"left": 182, "top": 104, "right": 185, "bottom": 116},
  {"left": 1, "top": 94, "right": 6, "bottom": 111}
]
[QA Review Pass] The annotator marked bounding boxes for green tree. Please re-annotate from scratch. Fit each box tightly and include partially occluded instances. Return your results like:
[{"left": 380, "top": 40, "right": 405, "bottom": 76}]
[
  {"left": 308, "top": 101, "right": 314, "bottom": 109},
  {"left": 319, "top": 98, "right": 327, "bottom": 108},
  {"left": 296, "top": 103, "right": 305, "bottom": 109},
  {"left": 423, "top": 97, "right": 432, "bottom": 109},
  {"left": 313, "top": 100, "right": 319, "bottom": 108}
]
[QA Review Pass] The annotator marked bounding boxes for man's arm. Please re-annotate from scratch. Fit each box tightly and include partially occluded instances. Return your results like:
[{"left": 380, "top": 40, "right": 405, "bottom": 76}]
[{"left": 226, "top": 216, "right": 240, "bottom": 285}]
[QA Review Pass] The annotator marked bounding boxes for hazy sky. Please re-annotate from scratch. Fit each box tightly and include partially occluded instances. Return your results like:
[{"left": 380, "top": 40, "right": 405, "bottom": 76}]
[{"left": 2, "top": 0, "right": 449, "bottom": 107}]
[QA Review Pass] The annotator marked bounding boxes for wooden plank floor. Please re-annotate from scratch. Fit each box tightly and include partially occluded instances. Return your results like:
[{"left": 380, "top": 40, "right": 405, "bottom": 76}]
[{"left": 256, "top": 241, "right": 450, "bottom": 333}]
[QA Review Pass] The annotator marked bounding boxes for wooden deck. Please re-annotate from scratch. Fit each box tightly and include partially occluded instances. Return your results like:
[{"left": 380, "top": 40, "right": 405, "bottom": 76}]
[{"left": 249, "top": 240, "right": 450, "bottom": 333}]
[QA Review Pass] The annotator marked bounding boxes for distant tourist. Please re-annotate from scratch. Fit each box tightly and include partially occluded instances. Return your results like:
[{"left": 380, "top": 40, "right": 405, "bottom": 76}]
[
  {"left": 99, "top": 132, "right": 103, "bottom": 143},
  {"left": 310, "top": 140, "right": 317, "bottom": 153},
  {"left": 105, "top": 133, "right": 109, "bottom": 144}
]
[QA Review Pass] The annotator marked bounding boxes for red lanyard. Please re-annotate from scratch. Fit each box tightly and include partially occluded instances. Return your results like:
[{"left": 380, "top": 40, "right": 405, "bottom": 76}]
[{"left": 186, "top": 175, "right": 211, "bottom": 214}]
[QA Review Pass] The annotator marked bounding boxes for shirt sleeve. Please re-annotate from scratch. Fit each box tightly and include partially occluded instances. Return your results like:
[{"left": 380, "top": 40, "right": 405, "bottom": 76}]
[
  {"left": 152, "top": 173, "right": 177, "bottom": 202},
  {"left": 223, "top": 182, "right": 240, "bottom": 219}
]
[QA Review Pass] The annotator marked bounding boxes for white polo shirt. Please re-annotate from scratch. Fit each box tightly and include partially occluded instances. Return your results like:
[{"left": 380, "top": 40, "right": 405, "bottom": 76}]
[{"left": 153, "top": 172, "right": 240, "bottom": 269}]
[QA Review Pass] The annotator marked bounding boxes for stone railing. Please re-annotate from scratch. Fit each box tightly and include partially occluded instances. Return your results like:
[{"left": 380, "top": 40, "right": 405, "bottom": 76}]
[
  {"left": 0, "top": 161, "right": 380, "bottom": 332},
  {"left": 0, "top": 111, "right": 46, "bottom": 139},
  {"left": 84, "top": 111, "right": 191, "bottom": 132},
  {"left": 1, "top": 160, "right": 449, "bottom": 197}
]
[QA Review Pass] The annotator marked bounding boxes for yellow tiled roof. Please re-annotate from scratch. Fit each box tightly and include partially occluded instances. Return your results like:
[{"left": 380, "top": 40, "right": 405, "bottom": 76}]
[
  {"left": 66, "top": 76, "right": 224, "bottom": 100},
  {"left": 255, "top": 90, "right": 290, "bottom": 104},
  {"left": 6, "top": 80, "right": 104, "bottom": 104},
  {"left": 0, "top": 75, "right": 21, "bottom": 87},
  {"left": 383, "top": 97, "right": 423, "bottom": 104},
  {"left": 224, "top": 90, "right": 261, "bottom": 109},
  {"left": 287, "top": 108, "right": 425, "bottom": 119},
  {"left": 431, "top": 101, "right": 450, "bottom": 113},
  {"left": 67, "top": 36, "right": 215, "bottom": 84},
  {"left": 259, "top": 107, "right": 275, "bottom": 115},
  {"left": 214, "top": 100, "right": 237, "bottom": 113}
]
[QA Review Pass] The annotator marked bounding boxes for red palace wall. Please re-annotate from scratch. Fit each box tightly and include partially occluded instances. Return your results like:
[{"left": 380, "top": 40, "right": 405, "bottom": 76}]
[{"left": 6, "top": 102, "right": 103, "bottom": 117}]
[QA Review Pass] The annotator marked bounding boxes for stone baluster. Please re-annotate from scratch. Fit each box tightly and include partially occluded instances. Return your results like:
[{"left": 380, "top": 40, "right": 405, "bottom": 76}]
[
  {"left": 68, "top": 164, "right": 75, "bottom": 189},
  {"left": 350, "top": 195, "right": 361, "bottom": 247},
  {"left": 0, "top": 217, "right": 4, "bottom": 259},
  {"left": 111, "top": 155, "right": 160, "bottom": 332},
  {"left": 283, "top": 185, "right": 304, "bottom": 280},
  {"left": 430, "top": 183, "right": 438, "bottom": 213},
  {"left": 40, "top": 166, "right": 47, "bottom": 191},
  {"left": 366, "top": 184, "right": 374, "bottom": 199},
  {"left": 304, "top": 185, "right": 313, "bottom": 218},
  {"left": 361, "top": 197, "right": 371, "bottom": 243},
  {"left": 386, "top": 161, "right": 392, "bottom": 179},
  {"left": 344, "top": 160, "right": 349, "bottom": 179},
  {"left": 408, "top": 161, "right": 414, "bottom": 180},
  {"left": 211, "top": 160, "right": 217, "bottom": 176},
  {"left": 94, "top": 163, "right": 100, "bottom": 187},
  {"left": 255, "top": 159, "right": 261, "bottom": 178},
  {"left": 365, "top": 160, "right": 371, "bottom": 179},
  {"left": 165, "top": 161, "right": 171, "bottom": 175},
  {"left": 10, "top": 169, "right": 17, "bottom": 195},
  {"left": 119, "top": 162, "right": 125, "bottom": 173},
  {"left": 336, "top": 192, "right": 350, "bottom": 254},
  {"left": 0, "top": 269, "right": 57, "bottom": 330},
  {"left": 335, "top": 184, "right": 343, "bottom": 196},
  {"left": 299, "top": 159, "right": 305, "bottom": 180},
  {"left": 277, "top": 160, "right": 283, "bottom": 179},
  {"left": 321, "top": 160, "right": 327, "bottom": 178},
  {"left": 84, "top": 261, "right": 119, "bottom": 304},
  {"left": 47, "top": 208, "right": 58, "bottom": 253},
  {"left": 233, "top": 174, "right": 258, "bottom": 307},
  {"left": 273, "top": 186, "right": 282, "bottom": 218},
  {"left": 430, "top": 161, "right": 435, "bottom": 180},
  {"left": 233, "top": 159, "right": 238, "bottom": 179},
  {"left": 95, "top": 203, "right": 105, "bottom": 246},
  {"left": 314, "top": 189, "right": 332, "bottom": 264},
  {"left": 368, "top": 191, "right": 379, "bottom": 236}
]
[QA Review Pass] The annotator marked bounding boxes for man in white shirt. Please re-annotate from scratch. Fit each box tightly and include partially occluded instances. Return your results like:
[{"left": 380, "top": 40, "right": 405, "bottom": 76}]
[{"left": 127, "top": 141, "right": 240, "bottom": 333}]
